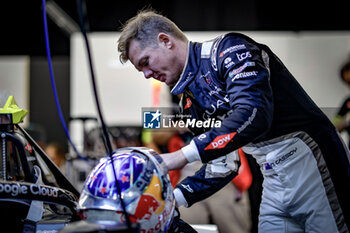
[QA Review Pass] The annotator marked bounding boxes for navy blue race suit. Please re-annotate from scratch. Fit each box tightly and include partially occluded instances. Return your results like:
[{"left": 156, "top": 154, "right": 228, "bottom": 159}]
[{"left": 171, "top": 33, "right": 350, "bottom": 232}]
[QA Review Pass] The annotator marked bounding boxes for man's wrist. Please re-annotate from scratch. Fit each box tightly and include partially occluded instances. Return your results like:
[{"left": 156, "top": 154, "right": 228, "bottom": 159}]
[
  {"left": 181, "top": 140, "right": 201, "bottom": 163},
  {"left": 160, "top": 150, "right": 189, "bottom": 170}
]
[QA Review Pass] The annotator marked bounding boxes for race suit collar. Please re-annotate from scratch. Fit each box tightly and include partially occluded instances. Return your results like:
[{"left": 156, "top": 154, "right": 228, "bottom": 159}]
[{"left": 171, "top": 41, "right": 201, "bottom": 95}]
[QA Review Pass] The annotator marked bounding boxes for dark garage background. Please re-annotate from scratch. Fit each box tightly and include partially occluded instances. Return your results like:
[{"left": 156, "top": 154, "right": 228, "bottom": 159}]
[
  {"left": 0, "top": 0, "right": 349, "bottom": 160},
  {"left": 0, "top": 1, "right": 349, "bottom": 232}
]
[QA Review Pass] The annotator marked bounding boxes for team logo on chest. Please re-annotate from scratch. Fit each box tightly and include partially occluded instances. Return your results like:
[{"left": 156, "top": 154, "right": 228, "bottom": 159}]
[
  {"left": 203, "top": 95, "right": 230, "bottom": 120},
  {"left": 184, "top": 98, "right": 192, "bottom": 110}
]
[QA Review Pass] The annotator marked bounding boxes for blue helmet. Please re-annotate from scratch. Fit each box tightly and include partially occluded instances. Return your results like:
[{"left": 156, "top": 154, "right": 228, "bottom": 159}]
[{"left": 78, "top": 147, "right": 175, "bottom": 232}]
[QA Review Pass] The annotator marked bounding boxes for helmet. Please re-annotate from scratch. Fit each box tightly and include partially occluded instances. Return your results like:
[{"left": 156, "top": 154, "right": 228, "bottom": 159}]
[{"left": 78, "top": 147, "right": 175, "bottom": 232}]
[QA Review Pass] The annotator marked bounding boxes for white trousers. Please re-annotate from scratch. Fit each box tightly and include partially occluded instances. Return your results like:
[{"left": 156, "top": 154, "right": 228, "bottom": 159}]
[{"left": 243, "top": 132, "right": 347, "bottom": 233}]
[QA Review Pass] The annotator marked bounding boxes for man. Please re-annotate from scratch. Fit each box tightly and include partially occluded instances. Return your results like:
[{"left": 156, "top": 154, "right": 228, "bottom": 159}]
[
  {"left": 118, "top": 10, "right": 350, "bottom": 232},
  {"left": 334, "top": 60, "right": 350, "bottom": 148}
]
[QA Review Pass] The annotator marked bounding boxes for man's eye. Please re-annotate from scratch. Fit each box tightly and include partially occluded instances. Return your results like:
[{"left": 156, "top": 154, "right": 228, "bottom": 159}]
[{"left": 141, "top": 58, "right": 149, "bottom": 66}]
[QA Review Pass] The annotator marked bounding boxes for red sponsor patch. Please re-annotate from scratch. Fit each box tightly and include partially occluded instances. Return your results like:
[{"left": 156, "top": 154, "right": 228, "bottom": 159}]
[
  {"left": 204, "top": 132, "right": 236, "bottom": 150},
  {"left": 25, "top": 143, "right": 33, "bottom": 153},
  {"left": 100, "top": 187, "right": 106, "bottom": 194},
  {"left": 184, "top": 98, "right": 192, "bottom": 109},
  {"left": 205, "top": 77, "right": 211, "bottom": 84}
]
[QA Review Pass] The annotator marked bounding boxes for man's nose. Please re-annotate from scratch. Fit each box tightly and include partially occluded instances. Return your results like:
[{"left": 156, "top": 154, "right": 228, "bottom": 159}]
[{"left": 143, "top": 69, "right": 153, "bottom": 79}]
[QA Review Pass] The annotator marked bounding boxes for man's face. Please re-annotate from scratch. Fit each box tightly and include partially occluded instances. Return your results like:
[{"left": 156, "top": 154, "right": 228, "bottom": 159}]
[{"left": 128, "top": 39, "right": 182, "bottom": 86}]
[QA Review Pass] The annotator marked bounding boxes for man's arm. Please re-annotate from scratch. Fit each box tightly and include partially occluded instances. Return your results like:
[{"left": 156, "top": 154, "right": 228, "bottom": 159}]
[
  {"left": 190, "top": 35, "right": 274, "bottom": 163},
  {"left": 173, "top": 150, "right": 240, "bottom": 207},
  {"left": 160, "top": 140, "right": 201, "bottom": 170},
  {"left": 160, "top": 150, "right": 188, "bottom": 170},
  {"left": 160, "top": 140, "right": 240, "bottom": 208}
]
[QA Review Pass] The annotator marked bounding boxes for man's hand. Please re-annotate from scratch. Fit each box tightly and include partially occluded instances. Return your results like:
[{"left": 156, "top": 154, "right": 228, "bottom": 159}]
[
  {"left": 168, "top": 207, "right": 198, "bottom": 233},
  {"left": 160, "top": 150, "right": 189, "bottom": 170}
]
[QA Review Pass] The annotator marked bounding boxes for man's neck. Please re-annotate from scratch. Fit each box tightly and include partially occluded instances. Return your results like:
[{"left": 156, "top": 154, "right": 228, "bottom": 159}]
[{"left": 177, "top": 40, "right": 189, "bottom": 74}]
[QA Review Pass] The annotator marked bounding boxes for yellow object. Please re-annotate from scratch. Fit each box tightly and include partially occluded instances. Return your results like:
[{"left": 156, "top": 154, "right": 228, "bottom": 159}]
[
  {"left": 151, "top": 79, "right": 162, "bottom": 107},
  {"left": 332, "top": 115, "right": 343, "bottom": 125},
  {"left": 141, "top": 129, "right": 153, "bottom": 144},
  {"left": 144, "top": 174, "right": 166, "bottom": 214},
  {"left": 0, "top": 96, "right": 28, "bottom": 124}
]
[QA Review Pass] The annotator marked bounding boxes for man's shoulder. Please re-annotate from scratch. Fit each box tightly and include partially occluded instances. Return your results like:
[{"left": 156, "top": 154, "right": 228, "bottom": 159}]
[
  {"left": 199, "top": 34, "right": 229, "bottom": 71},
  {"left": 199, "top": 33, "right": 258, "bottom": 72}
]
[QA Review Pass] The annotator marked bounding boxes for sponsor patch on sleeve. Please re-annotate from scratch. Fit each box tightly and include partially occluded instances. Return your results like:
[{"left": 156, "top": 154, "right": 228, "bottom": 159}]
[
  {"left": 231, "top": 71, "right": 258, "bottom": 82},
  {"left": 204, "top": 132, "right": 237, "bottom": 150},
  {"left": 229, "top": 62, "right": 255, "bottom": 77},
  {"left": 219, "top": 44, "right": 246, "bottom": 58}
]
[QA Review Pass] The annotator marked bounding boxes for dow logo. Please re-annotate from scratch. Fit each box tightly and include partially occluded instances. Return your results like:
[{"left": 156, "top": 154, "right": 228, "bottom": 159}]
[{"left": 143, "top": 110, "right": 161, "bottom": 129}]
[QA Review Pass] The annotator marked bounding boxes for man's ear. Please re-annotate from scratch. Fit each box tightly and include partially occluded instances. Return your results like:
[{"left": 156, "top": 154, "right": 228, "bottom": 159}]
[{"left": 158, "top": 33, "right": 172, "bottom": 49}]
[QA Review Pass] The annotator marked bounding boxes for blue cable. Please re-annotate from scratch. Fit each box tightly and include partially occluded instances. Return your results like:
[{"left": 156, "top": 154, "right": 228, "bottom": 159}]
[
  {"left": 42, "top": 0, "right": 87, "bottom": 161},
  {"left": 42, "top": 1, "right": 131, "bottom": 229}
]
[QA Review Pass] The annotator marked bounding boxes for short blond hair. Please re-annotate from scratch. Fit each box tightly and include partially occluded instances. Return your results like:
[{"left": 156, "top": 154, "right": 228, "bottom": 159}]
[{"left": 117, "top": 10, "right": 187, "bottom": 63}]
